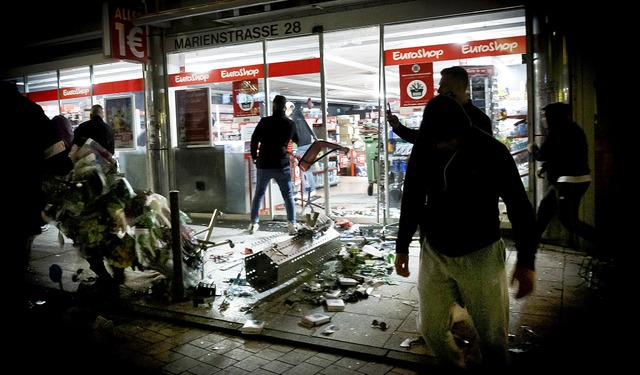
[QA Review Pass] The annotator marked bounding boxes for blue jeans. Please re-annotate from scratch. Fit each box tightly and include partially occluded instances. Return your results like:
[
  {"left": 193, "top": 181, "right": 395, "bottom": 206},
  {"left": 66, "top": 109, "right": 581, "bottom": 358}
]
[{"left": 250, "top": 166, "right": 296, "bottom": 223}]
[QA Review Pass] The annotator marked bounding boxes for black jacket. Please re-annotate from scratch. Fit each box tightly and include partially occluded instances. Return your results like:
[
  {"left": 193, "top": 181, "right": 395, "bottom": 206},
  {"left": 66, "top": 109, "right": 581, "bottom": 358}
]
[
  {"left": 396, "top": 113, "right": 537, "bottom": 270},
  {"left": 530, "top": 121, "right": 590, "bottom": 183},
  {"left": 462, "top": 100, "right": 493, "bottom": 135},
  {"left": 391, "top": 99, "right": 492, "bottom": 143},
  {"left": 73, "top": 116, "right": 115, "bottom": 154},
  {"left": 3, "top": 83, "right": 71, "bottom": 238},
  {"left": 250, "top": 109, "right": 299, "bottom": 169}
]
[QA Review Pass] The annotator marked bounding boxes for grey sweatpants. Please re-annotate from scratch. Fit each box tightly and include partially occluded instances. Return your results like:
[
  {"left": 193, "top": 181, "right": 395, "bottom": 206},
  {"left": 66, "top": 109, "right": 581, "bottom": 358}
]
[{"left": 417, "top": 238, "right": 509, "bottom": 369}]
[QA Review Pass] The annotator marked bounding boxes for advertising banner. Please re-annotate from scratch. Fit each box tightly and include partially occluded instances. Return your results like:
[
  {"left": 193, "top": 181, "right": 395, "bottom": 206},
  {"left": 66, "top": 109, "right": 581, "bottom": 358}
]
[
  {"left": 104, "top": 2, "right": 147, "bottom": 63},
  {"left": 105, "top": 96, "right": 136, "bottom": 150},
  {"left": 175, "top": 88, "right": 212, "bottom": 147}
]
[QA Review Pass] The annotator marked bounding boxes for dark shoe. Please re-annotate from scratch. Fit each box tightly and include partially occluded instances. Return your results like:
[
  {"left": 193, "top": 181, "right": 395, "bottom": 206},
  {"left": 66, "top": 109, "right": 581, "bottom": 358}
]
[{"left": 112, "top": 267, "right": 125, "bottom": 285}]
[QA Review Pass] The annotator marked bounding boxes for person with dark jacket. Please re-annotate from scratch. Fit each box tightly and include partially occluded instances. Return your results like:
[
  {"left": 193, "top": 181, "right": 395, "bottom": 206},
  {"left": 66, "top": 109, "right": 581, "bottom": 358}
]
[
  {"left": 528, "top": 102, "right": 596, "bottom": 246},
  {"left": 249, "top": 95, "right": 299, "bottom": 235},
  {"left": 388, "top": 65, "right": 493, "bottom": 142},
  {"left": 3, "top": 81, "right": 72, "bottom": 315},
  {"left": 394, "top": 95, "right": 537, "bottom": 370},
  {"left": 73, "top": 104, "right": 115, "bottom": 154}
]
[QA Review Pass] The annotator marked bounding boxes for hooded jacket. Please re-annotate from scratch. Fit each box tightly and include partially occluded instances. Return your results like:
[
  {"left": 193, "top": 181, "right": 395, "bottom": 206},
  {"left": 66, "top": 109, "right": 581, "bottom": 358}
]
[
  {"left": 396, "top": 95, "right": 537, "bottom": 270},
  {"left": 530, "top": 103, "right": 590, "bottom": 184}
]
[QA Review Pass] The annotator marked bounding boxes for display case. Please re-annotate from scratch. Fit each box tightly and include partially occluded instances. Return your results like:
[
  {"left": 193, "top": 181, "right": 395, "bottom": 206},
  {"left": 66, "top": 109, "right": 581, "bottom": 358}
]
[
  {"left": 310, "top": 156, "right": 340, "bottom": 188},
  {"left": 384, "top": 111, "right": 421, "bottom": 207},
  {"left": 496, "top": 115, "right": 529, "bottom": 189},
  {"left": 466, "top": 66, "right": 495, "bottom": 117}
]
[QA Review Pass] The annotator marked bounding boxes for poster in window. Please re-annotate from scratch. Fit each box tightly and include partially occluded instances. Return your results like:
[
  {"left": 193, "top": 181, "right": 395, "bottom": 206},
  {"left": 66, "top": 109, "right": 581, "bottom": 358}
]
[
  {"left": 399, "top": 63, "right": 434, "bottom": 107},
  {"left": 175, "top": 88, "right": 212, "bottom": 147},
  {"left": 105, "top": 96, "right": 136, "bottom": 150},
  {"left": 233, "top": 79, "right": 260, "bottom": 117}
]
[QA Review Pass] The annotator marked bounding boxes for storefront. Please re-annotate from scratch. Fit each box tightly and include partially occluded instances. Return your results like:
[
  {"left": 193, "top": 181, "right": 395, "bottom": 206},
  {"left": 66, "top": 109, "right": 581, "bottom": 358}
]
[
  {"left": 2, "top": 1, "right": 542, "bottom": 226},
  {"left": 160, "top": 7, "right": 529, "bottom": 223}
]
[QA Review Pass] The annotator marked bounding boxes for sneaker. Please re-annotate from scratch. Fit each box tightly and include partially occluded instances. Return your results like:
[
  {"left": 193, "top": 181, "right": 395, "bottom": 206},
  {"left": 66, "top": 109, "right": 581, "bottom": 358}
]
[
  {"left": 287, "top": 222, "right": 297, "bottom": 235},
  {"left": 248, "top": 222, "right": 259, "bottom": 234}
]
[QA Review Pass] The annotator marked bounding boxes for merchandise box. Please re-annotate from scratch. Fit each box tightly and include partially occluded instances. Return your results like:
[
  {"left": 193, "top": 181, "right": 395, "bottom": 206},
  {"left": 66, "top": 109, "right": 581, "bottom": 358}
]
[
  {"left": 240, "top": 319, "right": 265, "bottom": 334},
  {"left": 300, "top": 313, "right": 331, "bottom": 328},
  {"left": 339, "top": 277, "right": 358, "bottom": 286},
  {"left": 324, "top": 290, "right": 341, "bottom": 299},
  {"left": 325, "top": 298, "right": 345, "bottom": 312}
]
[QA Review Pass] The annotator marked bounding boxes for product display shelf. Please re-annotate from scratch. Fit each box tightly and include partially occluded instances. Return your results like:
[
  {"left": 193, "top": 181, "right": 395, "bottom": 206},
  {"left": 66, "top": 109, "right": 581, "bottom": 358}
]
[{"left": 497, "top": 115, "right": 529, "bottom": 188}]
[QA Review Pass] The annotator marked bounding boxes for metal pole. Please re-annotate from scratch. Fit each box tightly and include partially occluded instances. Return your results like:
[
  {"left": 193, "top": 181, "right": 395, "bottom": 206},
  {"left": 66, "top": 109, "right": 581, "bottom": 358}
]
[{"left": 169, "top": 190, "right": 185, "bottom": 300}]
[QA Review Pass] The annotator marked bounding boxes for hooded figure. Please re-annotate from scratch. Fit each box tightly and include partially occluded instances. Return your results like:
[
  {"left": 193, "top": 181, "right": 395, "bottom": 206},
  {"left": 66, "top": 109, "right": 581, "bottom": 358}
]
[
  {"left": 397, "top": 94, "right": 536, "bottom": 263},
  {"left": 532, "top": 102, "right": 590, "bottom": 184},
  {"left": 394, "top": 94, "right": 537, "bottom": 369},
  {"left": 51, "top": 114, "right": 74, "bottom": 150}
]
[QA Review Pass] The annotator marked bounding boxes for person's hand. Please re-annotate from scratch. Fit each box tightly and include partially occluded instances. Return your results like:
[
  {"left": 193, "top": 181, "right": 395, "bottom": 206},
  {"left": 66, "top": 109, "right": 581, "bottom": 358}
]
[
  {"left": 527, "top": 142, "right": 538, "bottom": 154},
  {"left": 394, "top": 253, "right": 410, "bottom": 277},
  {"left": 536, "top": 167, "right": 545, "bottom": 178},
  {"left": 510, "top": 265, "right": 535, "bottom": 299},
  {"left": 387, "top": 111, "right": 401, "bottom": 129}
]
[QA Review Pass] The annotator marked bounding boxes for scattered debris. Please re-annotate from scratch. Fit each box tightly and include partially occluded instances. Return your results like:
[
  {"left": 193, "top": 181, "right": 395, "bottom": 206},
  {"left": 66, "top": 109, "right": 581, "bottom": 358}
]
[
  {"left": 371, "top": 319, "right": 389, "bottom": 331},
  {"left": 400, "top": 336, "right": 426, "bottom": 348},
  {"left": 322, "top": 324, "right": 339, "bottom": 335},
  {"left": 509, "top": 325, "right": 538, "bottom": 354},
  {"left": 240, "top": 319, "right": 265, "bottom": 334}
]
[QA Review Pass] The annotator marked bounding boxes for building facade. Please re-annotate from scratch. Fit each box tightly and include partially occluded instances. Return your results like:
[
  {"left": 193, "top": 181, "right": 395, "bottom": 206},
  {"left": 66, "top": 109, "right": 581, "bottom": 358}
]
[{"left": 2, "top": 1, "right": 625, "bottom": 259}]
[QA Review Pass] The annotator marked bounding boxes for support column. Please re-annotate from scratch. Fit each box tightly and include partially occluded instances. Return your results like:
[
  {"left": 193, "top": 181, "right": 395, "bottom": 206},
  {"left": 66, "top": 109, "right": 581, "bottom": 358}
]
[{"left": 144, "top": 26, "right": 171, "bottom": 197}]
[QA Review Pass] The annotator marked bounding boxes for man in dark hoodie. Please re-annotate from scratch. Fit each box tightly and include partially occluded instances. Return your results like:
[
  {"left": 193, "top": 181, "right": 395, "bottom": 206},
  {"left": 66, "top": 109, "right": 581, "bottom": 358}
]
[
  {"left": 394, "top": 95, "right": 537, "bottom": 370},
  {"left": 528, "top": 102, "right": 595, "bottom": 247}
]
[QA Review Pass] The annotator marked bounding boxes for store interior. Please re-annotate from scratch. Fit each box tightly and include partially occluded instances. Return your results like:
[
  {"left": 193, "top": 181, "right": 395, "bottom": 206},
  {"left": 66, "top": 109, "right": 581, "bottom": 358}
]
[{"left": 19, "top": 8, "right": 529, "bottom": 224}]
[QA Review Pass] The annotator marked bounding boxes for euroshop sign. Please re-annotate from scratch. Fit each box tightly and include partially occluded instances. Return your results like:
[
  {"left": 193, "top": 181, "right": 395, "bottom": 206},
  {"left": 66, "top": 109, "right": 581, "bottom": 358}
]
[
  {"left": 385, "top": 36, "right": 525, "bottom": 66},
  {"left": 168, "top": 58, "right": 320, "bottom": 87}
]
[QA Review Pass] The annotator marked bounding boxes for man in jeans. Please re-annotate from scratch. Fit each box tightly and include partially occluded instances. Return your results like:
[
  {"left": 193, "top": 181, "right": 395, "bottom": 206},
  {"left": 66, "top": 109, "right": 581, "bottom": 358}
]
[{"left": 249, "top": 95, "right": 299, "bottom": 235}]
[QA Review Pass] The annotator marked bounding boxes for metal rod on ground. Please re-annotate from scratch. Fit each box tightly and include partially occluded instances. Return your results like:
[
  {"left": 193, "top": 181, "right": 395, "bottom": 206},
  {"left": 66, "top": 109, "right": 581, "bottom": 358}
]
[{"left": 169, "top": 190, "right": 185, "bottom": 300}]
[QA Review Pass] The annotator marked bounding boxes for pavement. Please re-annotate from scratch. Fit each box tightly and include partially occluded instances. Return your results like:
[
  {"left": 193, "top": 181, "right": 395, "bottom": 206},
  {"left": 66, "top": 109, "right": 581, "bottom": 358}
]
[{"left": 22, "top": 216, "right": 622, "bottom": 373}]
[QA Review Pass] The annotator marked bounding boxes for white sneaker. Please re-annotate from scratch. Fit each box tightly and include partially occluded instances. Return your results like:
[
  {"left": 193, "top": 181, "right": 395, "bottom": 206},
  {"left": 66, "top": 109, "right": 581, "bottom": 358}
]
[
  {"left": 248, "top": 222, "right": 259, "bottom": 234},
  {"left": 287, "top": 222, "right": 297, "bottom": 235}
]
